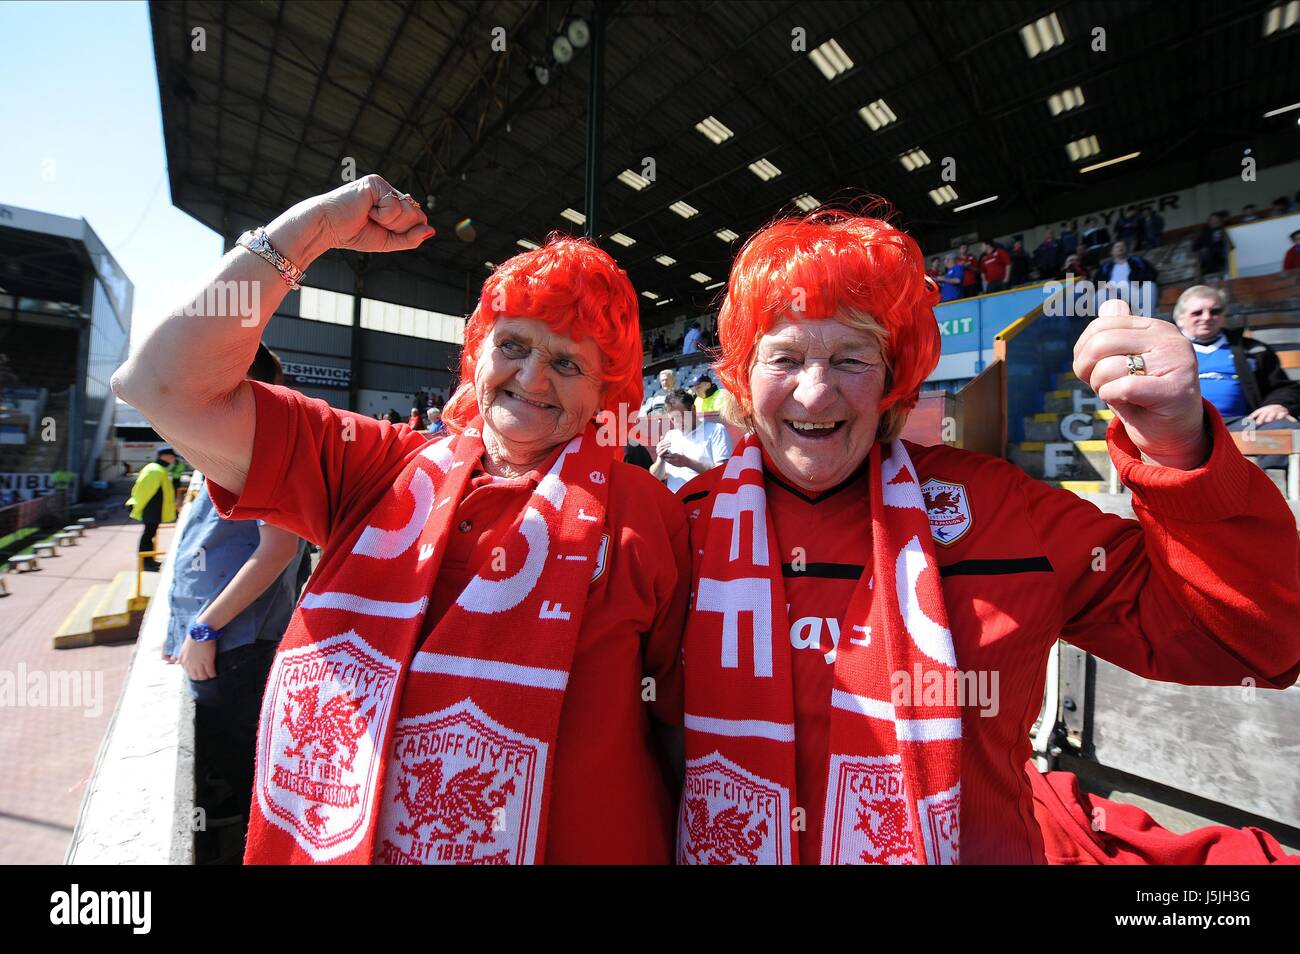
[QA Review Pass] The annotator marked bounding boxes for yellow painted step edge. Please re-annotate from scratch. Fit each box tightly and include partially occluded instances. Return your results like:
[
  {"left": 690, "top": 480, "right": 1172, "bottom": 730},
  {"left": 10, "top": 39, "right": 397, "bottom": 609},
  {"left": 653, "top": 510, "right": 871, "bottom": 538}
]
[
  {"left": 54, "top": 585, "right": 103, "bottom": 639},
  {"left": 1058, "top": 480, "right": 1106, "bottom": 493},
  {"left": 1033, "top": 409, "right": 1115, "bottom": 422},
  {"left": 92, "top": 571, "right": 135, "bottom": 631},
  {"left": 1018, "top": 440, "right": 1109, "bottom": 452}
]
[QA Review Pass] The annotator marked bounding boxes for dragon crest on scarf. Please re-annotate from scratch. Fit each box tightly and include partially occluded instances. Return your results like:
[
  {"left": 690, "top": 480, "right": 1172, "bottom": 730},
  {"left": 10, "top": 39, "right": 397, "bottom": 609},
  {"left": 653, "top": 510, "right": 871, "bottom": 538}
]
[
  {"left": 281, "top": 686, "right": 372, "bottom": 770},
  {"left": 683, "top": 798, "right": 768, "bottom": 864},
  {"left": 393, "top": 757, "right": 515, "bottom": 842},
  {"left": 854, "top": 794, "right": 914, "bottom": 864}
]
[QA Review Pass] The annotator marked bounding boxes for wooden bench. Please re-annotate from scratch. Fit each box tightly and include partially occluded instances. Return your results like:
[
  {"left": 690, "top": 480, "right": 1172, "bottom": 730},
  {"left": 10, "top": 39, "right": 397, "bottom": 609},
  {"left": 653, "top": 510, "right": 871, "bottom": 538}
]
[
  {"left": 8, "top": 554, "right": 38, "bottom": 572},
  {"left": 1229, "top": 428, "right": 1300, "bottom": 499},
  {"left": 33, "top": 543, "right": 57, "bottom": 559},
  {"left": 1277, "top": 349, "right": 1300, "bottom": 383}
]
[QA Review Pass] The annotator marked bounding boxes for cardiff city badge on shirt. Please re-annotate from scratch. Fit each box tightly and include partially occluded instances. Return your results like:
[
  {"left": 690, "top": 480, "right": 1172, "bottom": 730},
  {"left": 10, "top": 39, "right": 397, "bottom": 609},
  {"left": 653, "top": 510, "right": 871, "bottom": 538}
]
[{"left": 920, "top": 478, "right": 973, "bottom": 546}]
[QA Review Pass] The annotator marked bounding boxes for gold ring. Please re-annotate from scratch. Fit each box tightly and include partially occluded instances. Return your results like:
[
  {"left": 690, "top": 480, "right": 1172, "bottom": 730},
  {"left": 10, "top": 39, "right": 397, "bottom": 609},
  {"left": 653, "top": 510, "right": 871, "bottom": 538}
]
[{"left": 1125, "top": 354, "right": 1147, "bottom": 375}]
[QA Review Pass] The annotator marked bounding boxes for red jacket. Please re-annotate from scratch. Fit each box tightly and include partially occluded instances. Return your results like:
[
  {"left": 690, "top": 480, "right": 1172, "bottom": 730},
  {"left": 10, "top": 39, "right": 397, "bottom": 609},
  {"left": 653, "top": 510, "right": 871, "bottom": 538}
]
[
  {"left": 1284, "top": 245, "right": 1300, "bottom": 271},
  {"left": 677, "top": 402, "right": 1300, "bottom": 863},
  {"left": 979, "top": 247, "right": 1012, "bottom": 283},
  {"left": 958, "top": 253, "right": 979, "bottom": 287}
]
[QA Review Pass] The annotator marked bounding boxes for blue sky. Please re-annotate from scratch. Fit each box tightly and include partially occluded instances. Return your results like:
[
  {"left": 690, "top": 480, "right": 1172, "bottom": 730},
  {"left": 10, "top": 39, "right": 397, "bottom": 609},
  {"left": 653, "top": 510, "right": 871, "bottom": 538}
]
[{"left": 0, "top": 1, "right": 222, "bottom": 345}]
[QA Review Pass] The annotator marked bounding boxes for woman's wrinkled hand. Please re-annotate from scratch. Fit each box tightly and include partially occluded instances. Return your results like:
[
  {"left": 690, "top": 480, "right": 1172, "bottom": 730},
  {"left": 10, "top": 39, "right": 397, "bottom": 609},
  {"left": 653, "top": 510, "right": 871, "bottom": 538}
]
[
  {"left": 1073, "top": 299, "right": 1210, "bottom": 470},
  {"left": 268, "top": 174, "right": 436, "bottom": 266}
]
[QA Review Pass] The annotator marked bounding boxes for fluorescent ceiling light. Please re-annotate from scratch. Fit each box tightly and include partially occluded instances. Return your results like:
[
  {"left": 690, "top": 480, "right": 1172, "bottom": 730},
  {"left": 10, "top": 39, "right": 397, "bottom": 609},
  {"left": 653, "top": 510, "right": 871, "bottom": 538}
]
[
  {"left": 705, "top": 281, "right": 726, "bottom": 291},
  {"left": 1065, "top": 135, "right": 1101, "bottom": 162},
  {"left": 715, "top": 228, "right": 739, "bottom": 242},
  {"left": 749, "top": 158, "right": 782, "bottom": 181},
  {"left": 928, "top": 185, "right": 959, "bottom": 206},
  {"left": 690, "top": 272, "right": 712, "bottom": 283},
  {"left": 1264, "top": 1, "right": 1300, "bottom": 36},
  {"left": 1047, "top": 85, "right": 1086, "bottom": 116},
  {"left": 1263, "top": 100, "right": 1300, "bottom": 117},
  {"left": 794, "top": 194, "right": 820, "bottom": 211},
  {"left": 484, "top": 261, "right": 495, "bottom": 268},
  {"left": 899, "top": 148, "right": 931, "bottom": 171},
  {"left": 560, "top": 207, "right": 585, "bottom": 224},
  {"left": 641, "top": 290, "right": 660, "bottom": 300},
  {"left": 618, "top": 168, "right": 651, "bottom": 190},
  {"left": 809, "top": 38, "right": 854, "bottom": 80},
  {"left": 1019, "top": 12, "right": 1065, "bottom": 58},
  {"left": 516, "top": 238, "right": 540, "bottom": 250},
  {"left": 1079, "top": 151, "right": 1142, "bottom": 174},
  {"left": 655, "top": 298, "right": 674, "bottom": 306},
  {"left": 609, "top": 232, "right": 636, "bottom": 247},
  {"left": 654, "top": 254, "right": 677, "bottom": 266},
  {"left": 670, "top": 200, "right": 699, "bottom": 219},
  {"left": 858, "top": 98, "right": 898, "bottom": 131},
  {"left": 695, "top": 116, "right": 734, "bottom": 144},
  {"left": 951, "top": 195, "right": 998, "bottom": 212}
]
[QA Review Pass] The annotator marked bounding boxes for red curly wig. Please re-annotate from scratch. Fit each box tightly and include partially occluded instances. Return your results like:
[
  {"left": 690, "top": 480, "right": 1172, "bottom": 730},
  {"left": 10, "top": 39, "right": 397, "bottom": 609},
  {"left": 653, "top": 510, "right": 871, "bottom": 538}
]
[
  {"left": 443, "top": 235, "right": 643, "bottom": 443},
  {"left": 713, "top": 208, "right": 942, "bottom": 435}
]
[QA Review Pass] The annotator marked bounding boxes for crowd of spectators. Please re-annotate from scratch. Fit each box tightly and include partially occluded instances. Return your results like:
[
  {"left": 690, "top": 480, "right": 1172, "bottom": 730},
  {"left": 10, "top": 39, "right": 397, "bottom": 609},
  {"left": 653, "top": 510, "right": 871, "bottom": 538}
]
[{"left": 1192, "top": 195, "right": 1300, "bottom": 278}]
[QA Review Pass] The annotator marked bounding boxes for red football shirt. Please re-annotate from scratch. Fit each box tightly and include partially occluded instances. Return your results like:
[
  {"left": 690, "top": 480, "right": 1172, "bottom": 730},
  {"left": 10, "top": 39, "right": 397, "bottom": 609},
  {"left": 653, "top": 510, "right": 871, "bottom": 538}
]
[
  {"left": 958, "top": 253, "right": 979, "bottom": 287},
  {"left": 208, "top": 382, "right": 690, "bottom": 863},
  {"left": 979, "top": 247, "right": 1011, "bottom": 283},
  {"left": 679, "top": 407, "right": 1300, "bottom": 863}
]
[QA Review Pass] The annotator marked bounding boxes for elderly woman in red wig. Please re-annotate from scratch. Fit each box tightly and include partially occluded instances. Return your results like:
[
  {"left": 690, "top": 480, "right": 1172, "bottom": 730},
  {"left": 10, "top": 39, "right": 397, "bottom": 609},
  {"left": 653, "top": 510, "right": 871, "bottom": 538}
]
[
  {"left": 676, "top": 210, "right": 1300, "bottom": 865},
  {"left": 113, "top": 175, "right": 687, "bottom": 865}
]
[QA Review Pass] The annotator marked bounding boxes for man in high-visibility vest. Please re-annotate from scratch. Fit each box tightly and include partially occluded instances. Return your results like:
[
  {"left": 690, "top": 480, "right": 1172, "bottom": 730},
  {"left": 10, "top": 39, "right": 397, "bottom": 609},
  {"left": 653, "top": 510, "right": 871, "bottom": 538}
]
[
  {"left": 692, "top": 374, "right": 722, "bottom": 415},
  {"left": 127, "top": 448, "right": 177, "bottom": 571}
]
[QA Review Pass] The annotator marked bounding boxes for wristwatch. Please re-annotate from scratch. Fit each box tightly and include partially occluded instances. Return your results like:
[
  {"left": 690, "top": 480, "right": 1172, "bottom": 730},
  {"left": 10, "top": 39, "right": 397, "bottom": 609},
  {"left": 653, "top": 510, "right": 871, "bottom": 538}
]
[
  {"left": 188, "top": 622, "right": 221, "bottom": 643},
  {"left": 236, "top": 227, "right": 305, "bottom": 290}
]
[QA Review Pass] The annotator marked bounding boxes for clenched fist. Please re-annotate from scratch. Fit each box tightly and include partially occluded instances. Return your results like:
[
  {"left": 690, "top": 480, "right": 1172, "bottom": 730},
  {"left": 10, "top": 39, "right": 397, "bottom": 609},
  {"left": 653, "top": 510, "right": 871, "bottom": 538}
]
[
  {"left": 266, "top": 174, "right": 436, "bottom": 268},
  {"left": 1073, "top": 299, "right": 1210, "bottom": 470}
]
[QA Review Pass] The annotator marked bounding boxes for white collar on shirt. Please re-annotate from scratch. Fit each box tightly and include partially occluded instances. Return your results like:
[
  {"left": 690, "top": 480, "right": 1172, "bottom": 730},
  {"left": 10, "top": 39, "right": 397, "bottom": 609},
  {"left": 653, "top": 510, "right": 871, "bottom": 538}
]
[{"left": 1187, "top": 332, "right": 1227, "bottom": 354}]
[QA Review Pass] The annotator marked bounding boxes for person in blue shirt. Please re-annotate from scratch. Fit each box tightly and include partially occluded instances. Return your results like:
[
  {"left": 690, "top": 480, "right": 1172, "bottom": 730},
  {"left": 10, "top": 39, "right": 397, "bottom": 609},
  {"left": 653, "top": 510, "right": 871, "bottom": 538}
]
[
  {"left": 1173, "top": 285, "right": 1300, "bottom": 468},
  {"left": 937, "top": 253, "right": 965, "bottom": 303},
  {"left": 165, "top": 344, "right": 306, "bottom": 847}
]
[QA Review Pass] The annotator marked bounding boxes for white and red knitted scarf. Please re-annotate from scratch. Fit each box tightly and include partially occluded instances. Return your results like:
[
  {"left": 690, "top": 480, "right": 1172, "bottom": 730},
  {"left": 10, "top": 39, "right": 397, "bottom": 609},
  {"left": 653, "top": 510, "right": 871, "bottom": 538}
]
[
  {"left": 679, "top": 435, "right": 962, "bottom": 865},
  {"left": 244, "top": 417, "right": 609, "bottom": 865}
]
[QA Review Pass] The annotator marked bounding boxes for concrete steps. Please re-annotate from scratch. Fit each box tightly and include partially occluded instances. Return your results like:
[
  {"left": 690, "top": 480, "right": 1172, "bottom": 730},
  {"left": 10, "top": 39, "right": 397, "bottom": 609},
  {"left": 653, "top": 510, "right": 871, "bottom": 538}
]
[
  {"left": 1014, "top": 367, "right": 1122, "bottom": 488},
  {"left": 52, "top": 584, "right": 107, "bottom": 650},
  {"left": 53, "top": 568, "right": 158, "bottom": 650},
  {"left": 1011, "top": 438, "right": 1112, "bottom": 482}
]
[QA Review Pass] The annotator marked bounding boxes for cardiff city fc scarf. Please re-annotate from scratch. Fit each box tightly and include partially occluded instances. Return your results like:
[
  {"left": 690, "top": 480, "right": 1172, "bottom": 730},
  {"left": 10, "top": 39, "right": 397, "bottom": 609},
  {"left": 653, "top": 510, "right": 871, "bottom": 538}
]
[
  {"left": 679, "top": 436, "right": 961, "bottom": 865},
  {"left": 244, "top": 417, "right": 608, "bottom": 865}
]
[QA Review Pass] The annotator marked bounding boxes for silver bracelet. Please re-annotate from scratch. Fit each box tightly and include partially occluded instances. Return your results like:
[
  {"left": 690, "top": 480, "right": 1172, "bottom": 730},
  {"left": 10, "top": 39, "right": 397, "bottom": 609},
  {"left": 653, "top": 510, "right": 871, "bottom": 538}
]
[{"left": 236, "top": 227, "right": 306, "bottom": 290}]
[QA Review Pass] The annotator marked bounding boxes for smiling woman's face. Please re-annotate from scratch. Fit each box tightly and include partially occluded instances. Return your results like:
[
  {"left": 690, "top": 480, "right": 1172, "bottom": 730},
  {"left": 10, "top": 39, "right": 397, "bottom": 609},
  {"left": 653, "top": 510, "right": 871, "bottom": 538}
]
[
  {"left": 749, "top": 316, "right": 888, "bottom": 493},
  {"left": 473, "top": 316, "right": 604, "bottom": 462}
]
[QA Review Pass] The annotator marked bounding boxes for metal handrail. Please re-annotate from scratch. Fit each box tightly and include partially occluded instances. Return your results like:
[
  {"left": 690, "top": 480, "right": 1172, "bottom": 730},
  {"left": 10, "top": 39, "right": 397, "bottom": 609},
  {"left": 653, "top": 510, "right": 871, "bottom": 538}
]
[{"left": 136, "top": 549, "right": 166, "bottom": 601}]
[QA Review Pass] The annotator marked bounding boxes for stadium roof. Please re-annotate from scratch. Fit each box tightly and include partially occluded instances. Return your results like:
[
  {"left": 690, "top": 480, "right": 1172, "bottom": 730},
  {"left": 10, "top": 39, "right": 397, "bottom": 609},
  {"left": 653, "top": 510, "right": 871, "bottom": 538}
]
[{"left": 151, "top": 0, "right": 1300, "bottom": 327}]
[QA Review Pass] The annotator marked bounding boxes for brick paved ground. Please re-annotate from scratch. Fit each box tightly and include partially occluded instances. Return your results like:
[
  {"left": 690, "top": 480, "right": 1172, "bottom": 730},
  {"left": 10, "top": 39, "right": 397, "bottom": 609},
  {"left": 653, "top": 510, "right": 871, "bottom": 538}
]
[{"left": 0, "top": 510, "right": 173, "bottom": 863}]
